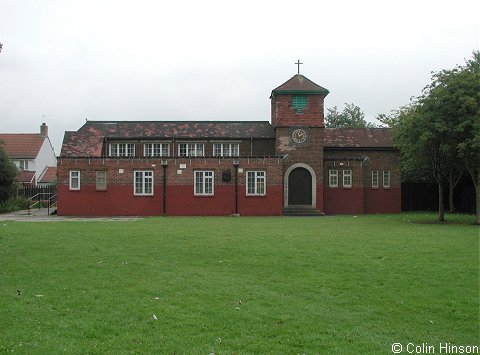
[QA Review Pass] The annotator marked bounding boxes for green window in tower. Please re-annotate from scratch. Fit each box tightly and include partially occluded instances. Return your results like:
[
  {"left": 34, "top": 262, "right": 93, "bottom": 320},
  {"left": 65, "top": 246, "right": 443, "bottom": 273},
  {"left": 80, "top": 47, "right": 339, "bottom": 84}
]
[{"left": 292, "top": 95, "right": 308, "bottom": 113}]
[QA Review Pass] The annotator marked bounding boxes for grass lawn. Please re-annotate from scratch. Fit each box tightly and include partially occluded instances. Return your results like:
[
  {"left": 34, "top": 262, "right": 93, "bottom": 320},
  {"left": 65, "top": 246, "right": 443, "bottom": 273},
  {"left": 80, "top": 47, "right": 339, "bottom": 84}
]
[{"left": 0, "top": 213, "right": 478, "bottom": 354}]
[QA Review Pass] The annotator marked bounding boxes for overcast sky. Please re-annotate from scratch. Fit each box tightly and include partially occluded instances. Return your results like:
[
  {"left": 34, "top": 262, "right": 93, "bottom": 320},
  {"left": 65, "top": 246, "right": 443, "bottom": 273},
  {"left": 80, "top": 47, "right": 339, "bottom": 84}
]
[{"left": 1, "top": 0, "right": 478, "bottom": 154}]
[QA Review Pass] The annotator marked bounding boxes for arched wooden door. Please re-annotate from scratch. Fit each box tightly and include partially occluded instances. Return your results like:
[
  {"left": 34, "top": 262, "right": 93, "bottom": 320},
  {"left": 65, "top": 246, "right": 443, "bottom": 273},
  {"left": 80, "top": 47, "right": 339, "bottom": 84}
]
[{"left": 288, "top": 167, "right": 312, "bottom": 206}]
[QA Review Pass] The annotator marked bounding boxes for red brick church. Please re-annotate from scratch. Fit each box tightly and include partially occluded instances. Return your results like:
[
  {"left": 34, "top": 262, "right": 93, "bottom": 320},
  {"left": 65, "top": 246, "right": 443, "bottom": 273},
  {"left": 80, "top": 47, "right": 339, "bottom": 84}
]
[{"left": 57, "top": 73, "right": 401, "bottom": 216}]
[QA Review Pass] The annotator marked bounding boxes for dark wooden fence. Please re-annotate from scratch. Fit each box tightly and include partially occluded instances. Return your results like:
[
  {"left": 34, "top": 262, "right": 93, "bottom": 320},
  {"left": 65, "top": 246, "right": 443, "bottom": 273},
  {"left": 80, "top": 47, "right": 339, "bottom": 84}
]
[
  {"left": 17, "top": 185, "right": 57, "bottom": 200},
  {"left": 401, "top": 179, "right": 475, "bottom": 213}
]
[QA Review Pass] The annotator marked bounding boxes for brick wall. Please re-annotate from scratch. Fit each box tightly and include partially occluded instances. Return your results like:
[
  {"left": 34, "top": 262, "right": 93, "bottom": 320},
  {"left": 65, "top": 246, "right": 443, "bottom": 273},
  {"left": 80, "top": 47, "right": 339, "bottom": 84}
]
[
  {"left": 57, "top": 157, "right": 284, "bottom": 216},
  {"left": 323, "top": 149, "right": 401, "bottom": 214},
  {"left": 275, "top": 127, "right": 324, "bottom": 211},
  {"left": 271, "top": 94, "right": 325, "bottom": 127}
]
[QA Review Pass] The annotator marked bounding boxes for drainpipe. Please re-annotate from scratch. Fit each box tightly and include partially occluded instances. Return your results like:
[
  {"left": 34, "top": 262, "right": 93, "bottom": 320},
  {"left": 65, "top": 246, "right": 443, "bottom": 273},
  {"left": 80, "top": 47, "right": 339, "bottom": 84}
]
[
  {"left": 233, "top": 159, "right": 240, "bottom": 215},
  {"left": 161, "top": 160, "right": 168, "bottom": 215}
]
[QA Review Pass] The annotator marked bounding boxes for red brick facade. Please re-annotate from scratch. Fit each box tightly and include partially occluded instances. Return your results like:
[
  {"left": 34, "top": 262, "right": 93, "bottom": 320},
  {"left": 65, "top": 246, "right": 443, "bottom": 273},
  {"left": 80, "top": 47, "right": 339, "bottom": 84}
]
[{"left": 57, "top": 74, "right": 401, "bottom": 216}]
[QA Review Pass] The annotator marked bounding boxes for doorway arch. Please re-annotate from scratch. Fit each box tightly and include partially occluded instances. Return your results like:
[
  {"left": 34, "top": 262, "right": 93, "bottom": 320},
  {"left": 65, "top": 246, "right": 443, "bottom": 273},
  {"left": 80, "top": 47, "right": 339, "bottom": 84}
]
[{"left": 284, "top": 163, "right": 316, "bottom": 208}]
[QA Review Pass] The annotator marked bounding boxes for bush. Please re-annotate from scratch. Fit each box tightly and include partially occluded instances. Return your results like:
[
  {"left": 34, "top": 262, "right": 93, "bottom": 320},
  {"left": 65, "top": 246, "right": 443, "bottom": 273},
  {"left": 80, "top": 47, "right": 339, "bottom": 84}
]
[{"left": 0, "top": 197, "right": 30, "bottom": 213}]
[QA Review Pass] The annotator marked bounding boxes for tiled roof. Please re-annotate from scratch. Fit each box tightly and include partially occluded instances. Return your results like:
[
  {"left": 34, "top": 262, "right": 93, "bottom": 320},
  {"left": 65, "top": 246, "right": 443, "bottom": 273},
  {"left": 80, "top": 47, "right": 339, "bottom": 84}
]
[
  {"left": 17, "top": 170, "right": 35, "bottom": 184},
  {"left": 61, "top": 121, "right": 275, "bottom": 157},
  {"left": 38, "top": 166, "right": 57, "bottom": 183},
  {"left": 324, "top": 128, "right": 394, "bottom": 149},
  {"left": 271, "top": 74, "right": 329, "bottom": 95},
  {"left": 0, "top": 134, "right": 45, "bottom": 159}
]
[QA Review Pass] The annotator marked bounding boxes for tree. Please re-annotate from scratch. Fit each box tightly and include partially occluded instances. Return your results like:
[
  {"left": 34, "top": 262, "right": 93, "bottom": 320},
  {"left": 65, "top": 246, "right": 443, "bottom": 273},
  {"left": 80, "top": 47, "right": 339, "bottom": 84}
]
[
  {"left": 454, "top": 52, "right": 480, "bottom": 224},
  {"left": 392, "top": 51, "right": 480, "bottom": 223},
  {"left": 0, "top": 142, "right": 17, "bottom": 202},
  {"left": 325, "top": 103, "right": 376, "bottom": 128}
]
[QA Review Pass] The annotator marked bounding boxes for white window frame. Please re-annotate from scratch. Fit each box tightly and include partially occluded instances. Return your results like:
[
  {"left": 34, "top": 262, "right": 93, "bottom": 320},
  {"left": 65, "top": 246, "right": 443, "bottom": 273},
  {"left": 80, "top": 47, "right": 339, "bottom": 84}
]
[
  {"left": 372, "top": 170, "right": 379, "bottom": 188},
  {"left": 213, "top": 143, "right": 240, "bottom": 157},
  {"left": 328, "top": 169, "right": 338, "bottom": 188},
  {"left": 194, "top": 170, "right": 214, "bottom": 196},
  {"left": 134, "top": 170, "right": 154, "bottom": 196},
  {"left": 96, "top": 171, "right": 107, "bottom": 191},
  {"left": 343, "top": 169, "right": 352, "bottom": 188},
  {"left": 383, "top": 170, "right": 391, "bottom": 189},
  {"left": 178, "top": 143, "right": 204, "bottom": 157},
  {"left": 109, "top": 143, "right": 135, "bottom": 157},
  {"left": 69, "top": 170, "right": 80, "bottom": 191},
  {"left": 19, "top": 160, "right": 29, "bottom": 170},
  {"left": 143, "top": 143, "right": 170, "bottom": 157},
  {"left": 246, "top": 171, "right": 266, "bottom": 196}
]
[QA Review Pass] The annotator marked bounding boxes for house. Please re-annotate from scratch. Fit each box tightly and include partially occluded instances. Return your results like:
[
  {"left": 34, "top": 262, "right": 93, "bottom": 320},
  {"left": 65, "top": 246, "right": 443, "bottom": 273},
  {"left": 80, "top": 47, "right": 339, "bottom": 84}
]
[
  {"left": 0, "top": 123, "right": 57, "bottom": 186},
  {"left": 57, "top": 73, "right": 401, "bottom": 216}
]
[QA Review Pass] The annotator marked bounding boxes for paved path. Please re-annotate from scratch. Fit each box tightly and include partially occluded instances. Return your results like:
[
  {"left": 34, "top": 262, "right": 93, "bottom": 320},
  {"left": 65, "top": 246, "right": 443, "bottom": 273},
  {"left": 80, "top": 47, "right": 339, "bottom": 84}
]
[{"left": 0, "top": 208, "right": 142, "bottom": 222}]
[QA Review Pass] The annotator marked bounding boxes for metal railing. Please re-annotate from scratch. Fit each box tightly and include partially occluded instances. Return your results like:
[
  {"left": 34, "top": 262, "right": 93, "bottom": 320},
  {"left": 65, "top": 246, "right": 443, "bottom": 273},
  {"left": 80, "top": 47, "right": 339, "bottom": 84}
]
[{"left": 27, "top": 192, "right": 57, "bottom": 215}]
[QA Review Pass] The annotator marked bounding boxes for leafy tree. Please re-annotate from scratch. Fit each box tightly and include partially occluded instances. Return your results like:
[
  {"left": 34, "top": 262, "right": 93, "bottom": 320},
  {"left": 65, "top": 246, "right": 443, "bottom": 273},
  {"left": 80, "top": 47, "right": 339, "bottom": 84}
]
[
  {"left": 325, "top": 103, "right": 376, "bottom": 128},
  {"left": 454, "top": 52, "right": 480, "bottom": 224},
  {"left": 392, "top": 51, "right": 480, "bottom": 223},
  {"left": 0, "top": 141, "right": 17, "bottom": 202}
]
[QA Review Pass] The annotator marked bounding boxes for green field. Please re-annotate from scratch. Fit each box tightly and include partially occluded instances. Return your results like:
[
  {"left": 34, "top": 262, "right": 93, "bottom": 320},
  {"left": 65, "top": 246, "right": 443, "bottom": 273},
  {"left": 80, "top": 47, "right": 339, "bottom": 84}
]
[{"left": 0, "top": 213, "right": 478, "bottom": 354}]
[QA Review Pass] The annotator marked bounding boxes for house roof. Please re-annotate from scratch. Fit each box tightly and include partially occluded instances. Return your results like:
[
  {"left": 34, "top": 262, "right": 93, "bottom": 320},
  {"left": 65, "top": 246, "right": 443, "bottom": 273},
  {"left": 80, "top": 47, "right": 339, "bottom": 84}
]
[
  {"left": 0, "top": 134, "right": 45, "bottom": 159},
  {"left": 17, "top": 170, "right": 35, "bottom": 184},
  {"left": 38, "top": 166, "right": 57, "bottom": 184},
  {"left": 271, "top": 74, "right": 329, "bottom": 96},
  {"left": 324, "top": 128, "right": 394, "bottom": 149},
  {"left": 61, "top": 121, "right": 275, "bottom": 157}
]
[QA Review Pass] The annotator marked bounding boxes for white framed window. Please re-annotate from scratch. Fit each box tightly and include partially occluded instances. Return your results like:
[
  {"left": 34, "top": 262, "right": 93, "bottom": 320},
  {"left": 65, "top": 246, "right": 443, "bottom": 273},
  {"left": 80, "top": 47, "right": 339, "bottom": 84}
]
[
  {"left": 19, "top": 160, "right": 29, "bottom": 170},
  {"left": 134, "top": 170, "right": 153, "bottom": 196},
  {"left": 178, "top": 143, "right": 204, "bottom": 157},
  {"left": 144, "top": 143, "right": 170, "bottom": 157},
  {"left": 328, "top": 170, "right": 338, "bottom": 188},
  {"left": 343, "top": 169, "right": 352, "bottom": 188},
  {"left": 246, "top": 171, "right": 266, "bottom": 196},
  {"left": 194, "top": 171, "right": 214, "bottom": 195},
  {"left": 213, "top": 143, "right": 239, "bottom": 157},
  {"left": 109, "top": 143, "right": 135, "bottom": 157},
  {"left": 383, "top": 170, "right": 391, "bottom": 188},
  {"left": 96, "top": 171, "right": 107, "bottom": 191},
  {"left": 372, "top": 170, "right": 379, "bottom": 188},
  {"left": 69, "top": 171, "right": 80, "bottom": 191}
]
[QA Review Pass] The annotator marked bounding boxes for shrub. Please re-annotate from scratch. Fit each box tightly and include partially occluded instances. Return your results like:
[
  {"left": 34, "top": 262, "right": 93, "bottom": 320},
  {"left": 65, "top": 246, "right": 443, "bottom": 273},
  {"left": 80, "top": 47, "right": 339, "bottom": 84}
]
[{"left": 0, "top": 197, "right": 30, "bottom": 213}]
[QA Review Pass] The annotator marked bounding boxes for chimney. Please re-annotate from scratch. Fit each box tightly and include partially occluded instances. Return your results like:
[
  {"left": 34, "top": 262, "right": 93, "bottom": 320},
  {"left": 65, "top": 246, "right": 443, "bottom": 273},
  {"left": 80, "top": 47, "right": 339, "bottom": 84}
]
[{"left": 40, "top": 123, "right": 48, "bottom": 138}]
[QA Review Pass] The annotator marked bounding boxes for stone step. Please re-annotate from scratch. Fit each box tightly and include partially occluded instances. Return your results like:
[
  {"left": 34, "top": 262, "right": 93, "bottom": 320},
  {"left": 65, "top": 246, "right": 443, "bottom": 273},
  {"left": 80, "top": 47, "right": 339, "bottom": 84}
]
[{"left": 283, "top": 208, "right": 325, "bottom": 216}]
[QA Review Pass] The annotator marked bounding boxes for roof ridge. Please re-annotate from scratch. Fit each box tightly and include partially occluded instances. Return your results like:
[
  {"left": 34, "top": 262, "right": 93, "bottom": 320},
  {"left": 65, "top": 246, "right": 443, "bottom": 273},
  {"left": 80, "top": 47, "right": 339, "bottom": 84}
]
[{"left": 83, "top": 120, "right": 272, "bottom": 124}]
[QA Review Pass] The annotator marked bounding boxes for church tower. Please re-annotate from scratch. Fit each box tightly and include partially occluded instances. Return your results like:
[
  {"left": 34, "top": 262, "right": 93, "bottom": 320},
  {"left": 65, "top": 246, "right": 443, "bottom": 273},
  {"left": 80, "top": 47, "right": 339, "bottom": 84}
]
[{"left": 270, "top": 71, "right": 329, "bottom": 213}]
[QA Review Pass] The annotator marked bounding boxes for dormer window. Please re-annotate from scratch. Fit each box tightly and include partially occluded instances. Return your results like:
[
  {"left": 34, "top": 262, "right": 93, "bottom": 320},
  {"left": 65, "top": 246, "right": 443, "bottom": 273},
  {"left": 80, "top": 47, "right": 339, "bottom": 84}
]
[
  {"left": 213, "top": 143, "right": 239, "bottom": 157},
  {"left": 109, "top": 143, "right": 135, "bottom": 157},
  {"left": 144, "top": 143, "right": 170, "bottom": 157},
  {"left": 292, "top": 95, "right": 308, "bottom": 113},
  {"left": 178, "top": 143, "right": 204, "bottom": 157}
]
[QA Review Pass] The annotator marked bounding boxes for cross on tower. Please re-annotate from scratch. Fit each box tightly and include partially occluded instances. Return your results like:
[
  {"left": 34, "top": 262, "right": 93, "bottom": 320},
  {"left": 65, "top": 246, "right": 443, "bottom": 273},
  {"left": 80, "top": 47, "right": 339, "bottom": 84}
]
[{"left": 295, "top": 59, "right": 303, "bottom": 74}]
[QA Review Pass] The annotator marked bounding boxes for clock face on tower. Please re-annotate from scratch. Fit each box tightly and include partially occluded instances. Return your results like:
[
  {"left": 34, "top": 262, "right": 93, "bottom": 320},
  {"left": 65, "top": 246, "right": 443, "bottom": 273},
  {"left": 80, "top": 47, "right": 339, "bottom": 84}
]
[{"left": 292, "top": 129, "right": 307, "bottom": 144}]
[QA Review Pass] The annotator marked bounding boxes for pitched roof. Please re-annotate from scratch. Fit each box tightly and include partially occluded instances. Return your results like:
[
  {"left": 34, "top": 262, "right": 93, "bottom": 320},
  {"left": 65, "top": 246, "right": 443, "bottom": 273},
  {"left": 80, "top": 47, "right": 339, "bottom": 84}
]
[
  {"left": 17, "top": 170, "right": 35, "bottom": 184},
  {"left": 324, "top": 128, "right": 394, "bottom": 149},
  {"left": 61, "top": 121, "right": 275, "bottom": 157},
  {"left": 271, "top": 74, "right": 329, "bottom": 95},
  {"left": 0, "top": 134, "right": 45, "bottom": 159},
  {"left": 38, "top": 166, "right": 57, "bottom": 184}
]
